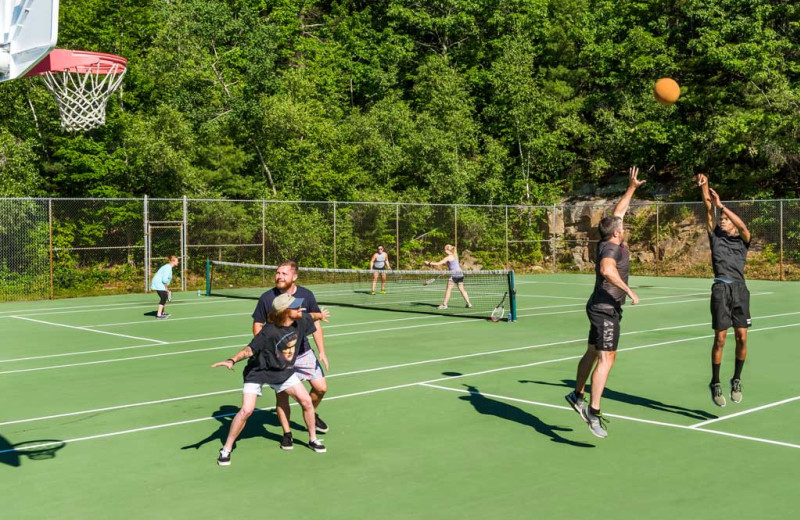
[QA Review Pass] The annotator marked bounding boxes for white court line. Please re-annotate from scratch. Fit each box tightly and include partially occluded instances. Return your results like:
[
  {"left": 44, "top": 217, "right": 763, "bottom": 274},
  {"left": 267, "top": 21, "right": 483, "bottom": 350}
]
[
  {"left": 12, "top": 316, "right": 166, "bottom": 344},
  {"left": 5, "top": 319, "right": 800, "bottom": 426},
  {"left": 4, "top": 332, "right": 800, "bottom": 455},
  {"left": 419, "top": 384, "right": 800, "bottom": 449},
  {"left": 1, "top": 298, "right": 793, "bottom": 372},
  {"left": 688, "top": 395, "right": 800, "bottom": 429},
  {"left": 0, "top": 296, "right": 239, "bottom": 317}
]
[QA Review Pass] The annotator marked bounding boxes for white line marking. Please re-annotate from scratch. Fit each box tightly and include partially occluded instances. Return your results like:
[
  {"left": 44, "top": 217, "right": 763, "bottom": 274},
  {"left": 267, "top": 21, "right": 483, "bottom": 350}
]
[
  {"left": 6, "top": 319, "right": 799, "bottom": 425},
  {"left": 0, "top": 389, "right": 241, "bottom": 427},
  {"left": 2, "top": 305, "right": 796, "bottom": 374},
  {"left": 0, "top": 344, "right": 244, "bottom": 375},
  {"left": 12, "top": 316, "right": 166, "bottom": 344},
  {"left": 419, "top": 384, "right": 800, "bottom": 449},
  {"left": 0, "top": 297, "right": 239, "bottom": 317},
  {"left": 688, "top": 394, "right": 800, "bottom": 429}
]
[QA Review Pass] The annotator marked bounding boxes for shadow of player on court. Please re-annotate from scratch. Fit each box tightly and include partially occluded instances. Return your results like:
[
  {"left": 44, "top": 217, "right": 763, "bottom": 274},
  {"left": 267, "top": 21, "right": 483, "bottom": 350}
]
[
  {"left": 453, "top": 382, "right": 594, "bottom": 448},
  {"left": 519, "top": 379, "right": 717, "bottom": 420},
  {"left": 181, "top": 405, "right": 306, "bottom": 452}
]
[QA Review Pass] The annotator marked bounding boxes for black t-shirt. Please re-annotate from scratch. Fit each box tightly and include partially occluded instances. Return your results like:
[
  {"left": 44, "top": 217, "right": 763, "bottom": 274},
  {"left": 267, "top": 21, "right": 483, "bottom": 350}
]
[
  {"left": 252, "top": 286, "right": 321, "bottom": 355},
  {"left": 589, "top": 241, "right": 629, "bottom": 307},
  {"left": 243, "top": 314, "right": 316, "bottom": 385},
  {"left": 709, "top": 225, "right": 749, "bottom": 281}
]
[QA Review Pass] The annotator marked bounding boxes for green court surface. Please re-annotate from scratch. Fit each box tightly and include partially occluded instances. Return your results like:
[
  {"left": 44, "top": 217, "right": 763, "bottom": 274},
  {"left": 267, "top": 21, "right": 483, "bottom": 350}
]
[{"left": 1, "top": 274, "right": 798, "bottom": 519}]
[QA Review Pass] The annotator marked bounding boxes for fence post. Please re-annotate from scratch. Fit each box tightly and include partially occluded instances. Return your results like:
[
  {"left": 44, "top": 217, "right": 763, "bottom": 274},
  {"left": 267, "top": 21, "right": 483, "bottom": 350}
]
[
  {"left": 333, "top": 201, "right": 337, "bottom": 269},
  {"left": 48, "top": 198, "right": 54, "bottom": 299},
  {"left": 143, "top": 195, "right": 149, "bottom": 293},
  {"left": 262, "top": 199, "right": 266, "bottom": 279},
  {"left": 655, "top": 201, "right": 660, "bottom": 277},
  {"left": 505, "top": 205, "right": 509, "bottom": 269},
  {"left": 395, "top": 203, "right": 400, "bottom": 269},
  {"left": 454, "top": 205, "right": 458, "bottom": 252},
  {"left": 551, "top": 204, "right": 557, "bottom": 273},
  {"left": 780, "top": 200, "right": 784, "bottom": 281},
  {"left": 182, "top": 196, "right": 188, "bottom": 292}
]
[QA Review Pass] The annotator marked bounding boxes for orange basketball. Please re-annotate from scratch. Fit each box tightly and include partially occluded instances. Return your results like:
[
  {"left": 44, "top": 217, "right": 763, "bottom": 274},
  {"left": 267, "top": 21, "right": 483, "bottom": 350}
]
[{"left": 653, "top": 78, "right": 680, "bottom": 105}]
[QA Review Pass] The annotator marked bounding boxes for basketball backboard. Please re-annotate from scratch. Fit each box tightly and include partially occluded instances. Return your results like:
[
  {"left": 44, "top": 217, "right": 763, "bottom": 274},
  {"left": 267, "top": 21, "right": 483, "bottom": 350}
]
[{"left": 0, "top": 0, "right": 58, "bottom": 82}]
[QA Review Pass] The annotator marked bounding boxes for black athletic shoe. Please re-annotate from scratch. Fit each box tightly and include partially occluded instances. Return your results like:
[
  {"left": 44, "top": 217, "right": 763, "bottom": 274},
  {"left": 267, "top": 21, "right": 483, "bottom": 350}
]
[
  {"left": 308, "top": 439, "right": 326, "bottom": 453},
  {"left": 217, "top": 449, "right": 231, "bottom": 466},
  {"left": 280, "top": 433, "right": 294, "bottom": 451},
  {"left": 315, "top": 413, "right": 329, "bottom": 434}
]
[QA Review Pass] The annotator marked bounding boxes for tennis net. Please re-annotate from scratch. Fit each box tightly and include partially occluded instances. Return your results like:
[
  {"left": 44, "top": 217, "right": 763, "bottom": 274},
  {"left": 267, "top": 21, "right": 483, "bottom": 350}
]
[{"left": 206, "top": 260, "right": 517, "bottom": 321}]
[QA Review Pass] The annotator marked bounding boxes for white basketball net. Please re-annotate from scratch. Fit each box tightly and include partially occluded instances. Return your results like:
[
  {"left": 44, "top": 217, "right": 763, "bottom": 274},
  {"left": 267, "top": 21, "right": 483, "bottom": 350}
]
[{"left": 41, "top": 63, "right": 126, "bottom": 132}]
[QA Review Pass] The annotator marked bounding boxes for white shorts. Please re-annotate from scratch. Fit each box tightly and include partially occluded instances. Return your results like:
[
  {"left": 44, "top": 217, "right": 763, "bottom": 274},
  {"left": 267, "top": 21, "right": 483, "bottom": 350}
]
[
  {"left": 294, "top": 349, "right": 325, "bottom": 381},
  {"left": 243, "top": 373, "right": 302, "bottom": 395}
]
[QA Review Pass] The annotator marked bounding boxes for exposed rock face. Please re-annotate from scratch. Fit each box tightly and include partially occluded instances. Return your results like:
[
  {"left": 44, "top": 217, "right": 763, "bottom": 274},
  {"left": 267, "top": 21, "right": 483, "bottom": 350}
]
[{"left": 553, "top": 200, "right": 714, "bottom": 270}]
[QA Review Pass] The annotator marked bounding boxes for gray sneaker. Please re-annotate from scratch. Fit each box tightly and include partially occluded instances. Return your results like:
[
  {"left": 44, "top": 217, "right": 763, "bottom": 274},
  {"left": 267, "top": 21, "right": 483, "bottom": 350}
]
[
  {"left": 709, "top": 382, "right": 726, "bottom": 407},
  {"left": 730, "top": 378, "right": 743, "bottom": 403},
  {"left": 565, "top": 391, "right": 587, "bottom": 422},
  {"left": 580, "top": 404, "right": 608, "bottom": 439}
]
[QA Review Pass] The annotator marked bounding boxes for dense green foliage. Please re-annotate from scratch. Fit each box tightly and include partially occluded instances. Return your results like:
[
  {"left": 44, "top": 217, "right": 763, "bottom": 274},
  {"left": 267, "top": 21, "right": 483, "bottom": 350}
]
[{"left": 1, "top": 0, "right": 798, "bottom": 203}]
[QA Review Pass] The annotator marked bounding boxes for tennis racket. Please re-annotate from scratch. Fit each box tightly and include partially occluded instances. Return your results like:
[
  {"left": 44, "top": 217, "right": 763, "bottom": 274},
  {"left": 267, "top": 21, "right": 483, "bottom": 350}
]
[{"left": 490, "top": 292, "right": 508, "bottom": 322}]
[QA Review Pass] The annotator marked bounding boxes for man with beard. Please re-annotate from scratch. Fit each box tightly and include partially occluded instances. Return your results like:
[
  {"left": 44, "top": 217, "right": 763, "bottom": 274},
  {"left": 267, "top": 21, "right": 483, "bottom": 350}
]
[{"left": 251, "top": 261, "right": 330, "bottom": 450}]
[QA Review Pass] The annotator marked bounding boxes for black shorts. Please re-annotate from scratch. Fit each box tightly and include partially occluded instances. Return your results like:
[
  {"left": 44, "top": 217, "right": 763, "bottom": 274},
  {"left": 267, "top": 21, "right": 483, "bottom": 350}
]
[
  {"left": 587, "top": 303, "right": 622, "bottom": 351},
  {"left": 451, "top": 276, "right": 465, "bottom": 284},
  {"left": 156, "top": 290, "right": 169, "bottom": 305},
  {"left": 710, "top": 281, "right": 751, "bottom": 330}
]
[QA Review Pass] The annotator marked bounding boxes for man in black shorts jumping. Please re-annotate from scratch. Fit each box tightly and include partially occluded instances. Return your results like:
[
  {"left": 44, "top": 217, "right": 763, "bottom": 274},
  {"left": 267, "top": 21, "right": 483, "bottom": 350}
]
[
  {"left": 696, "top": 174, "right": 752, "bottom": 407},
  {"left": 565, "top": 166, "right": 643, "bottom": 438}
]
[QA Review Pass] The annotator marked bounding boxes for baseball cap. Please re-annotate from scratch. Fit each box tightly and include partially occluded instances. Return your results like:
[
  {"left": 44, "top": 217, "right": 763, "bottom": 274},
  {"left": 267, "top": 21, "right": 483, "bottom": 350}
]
[{"left": 272, "top": 293, "right": 304, "bottom": 313}]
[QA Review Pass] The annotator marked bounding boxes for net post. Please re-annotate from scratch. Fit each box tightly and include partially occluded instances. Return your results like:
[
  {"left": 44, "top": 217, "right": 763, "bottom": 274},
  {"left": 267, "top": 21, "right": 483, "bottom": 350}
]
[
  {"left": 205, "top": 259, "right": 211, "bottom": 296},
  {"left": 507, "top": 269, "right": 517, "bottom": 322}
]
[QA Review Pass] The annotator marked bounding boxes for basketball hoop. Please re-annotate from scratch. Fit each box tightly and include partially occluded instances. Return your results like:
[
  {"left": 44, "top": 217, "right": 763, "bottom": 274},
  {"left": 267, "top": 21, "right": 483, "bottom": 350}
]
[{"left": 26, "top": 49, "right": 127, "bottom": 132}]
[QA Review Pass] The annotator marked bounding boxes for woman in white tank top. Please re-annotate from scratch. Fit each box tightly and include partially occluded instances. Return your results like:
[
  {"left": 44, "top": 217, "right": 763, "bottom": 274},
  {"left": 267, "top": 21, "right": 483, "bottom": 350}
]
[
  {"left": 424, "top": 244, "right": 472, "bottom": 310},
  {"left": 370, "top": 245, "right": 391, "bottom": 294}
]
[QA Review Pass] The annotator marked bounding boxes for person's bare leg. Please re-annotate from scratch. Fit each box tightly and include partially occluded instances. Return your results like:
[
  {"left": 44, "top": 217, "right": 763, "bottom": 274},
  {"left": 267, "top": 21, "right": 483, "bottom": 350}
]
[
  {"left": 222, "top": 393, "right": 257, "bottom": 452},
  {"left": 275, "top": 391, "right": 291, "bottom": 434},
  {"left": 589, "top": 350, "right": 616, "bottom": 411},
  {"left": 575, "top": 345, "right": 598, "bottom": 396},
  {"left": 457, "top": 283, "right": 472, "bottom": 306},
  {"left": 442, "top": 280, "right": 454, "bottom": 306}
]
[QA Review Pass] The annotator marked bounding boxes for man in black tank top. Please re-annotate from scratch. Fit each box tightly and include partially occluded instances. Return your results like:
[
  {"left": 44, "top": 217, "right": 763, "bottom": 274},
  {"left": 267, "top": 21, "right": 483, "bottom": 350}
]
[
  {"left": 697, "top": 174, "right": 752, "bottom": 408},
  {"left": 565, "top": 167, "right": 643, "bottom": 439}
]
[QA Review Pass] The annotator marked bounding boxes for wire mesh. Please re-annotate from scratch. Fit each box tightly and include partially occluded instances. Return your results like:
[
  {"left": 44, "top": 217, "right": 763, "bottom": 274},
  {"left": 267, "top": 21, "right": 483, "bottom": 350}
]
[
  {"left": 0, "top": 199, "right": 49, "bottom": 301},
  {"left": 2, "top": 197, "right": 800, "bottom": 302}
]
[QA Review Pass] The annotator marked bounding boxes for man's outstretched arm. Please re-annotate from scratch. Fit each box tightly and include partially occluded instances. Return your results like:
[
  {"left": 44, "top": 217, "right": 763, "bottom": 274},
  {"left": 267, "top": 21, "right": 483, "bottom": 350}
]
[{"left": 613, "top": 166, "right": 646, "bottom": 219}]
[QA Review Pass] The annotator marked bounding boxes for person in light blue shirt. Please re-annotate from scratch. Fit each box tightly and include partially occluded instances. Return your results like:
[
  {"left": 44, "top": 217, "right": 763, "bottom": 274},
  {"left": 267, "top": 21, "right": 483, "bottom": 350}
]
[{"left": 151, "top": 255, "right": 179, "bottom": 319}]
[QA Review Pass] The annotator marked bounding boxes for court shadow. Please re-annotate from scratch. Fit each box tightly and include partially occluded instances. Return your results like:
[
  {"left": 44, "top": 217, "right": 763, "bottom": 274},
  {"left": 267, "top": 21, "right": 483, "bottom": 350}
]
[
  {"left": 519, "top": 379, "right": 717, "bottom": 420},
  {"left": 143, "top": 310, "right": 158, "bottom": 317},
  {"left": 457, "top": 384, "right": 594, "bottom": 448},
  {"left": 0, "top": 435, "right": 67, "bottom": 467},
  {"left": 180, "top": 405, "right": 305, "bottom": 452}
]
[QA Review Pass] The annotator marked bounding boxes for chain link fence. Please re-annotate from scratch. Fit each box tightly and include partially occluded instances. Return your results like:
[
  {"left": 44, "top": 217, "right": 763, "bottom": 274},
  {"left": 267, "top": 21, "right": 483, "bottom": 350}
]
[{"left": 1, "top": 197, "right": 798, "bottom": 301}]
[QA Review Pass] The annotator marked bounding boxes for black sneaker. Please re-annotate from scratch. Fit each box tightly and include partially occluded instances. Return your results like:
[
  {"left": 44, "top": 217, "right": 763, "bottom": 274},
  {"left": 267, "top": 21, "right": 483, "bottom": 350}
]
[
  {"left": 280, "top": 433, "right": 294, "bottom": 451},
  {"left": 315, "top": 413, "right": 329, "bottom": 434},
  {"left": 308, "top": 439, "right": 326, "bottom": 453},
  {"left": 217, "top": 449, "right": 231, "bottom": 466}
]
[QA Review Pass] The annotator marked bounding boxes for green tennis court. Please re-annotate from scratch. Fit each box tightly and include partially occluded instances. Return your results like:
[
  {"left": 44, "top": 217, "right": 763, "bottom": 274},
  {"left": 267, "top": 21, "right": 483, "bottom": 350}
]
[{"left": 1, "top": 274, "right": 798, "bottom": 519}]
